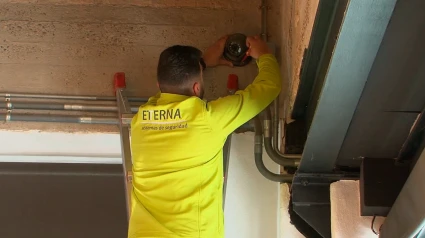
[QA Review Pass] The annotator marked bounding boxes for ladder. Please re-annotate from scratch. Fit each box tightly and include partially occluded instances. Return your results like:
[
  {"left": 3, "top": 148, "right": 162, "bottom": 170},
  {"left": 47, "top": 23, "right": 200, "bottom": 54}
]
[{"left": 114, "top": 72, "right": 134, "bottom": 220}]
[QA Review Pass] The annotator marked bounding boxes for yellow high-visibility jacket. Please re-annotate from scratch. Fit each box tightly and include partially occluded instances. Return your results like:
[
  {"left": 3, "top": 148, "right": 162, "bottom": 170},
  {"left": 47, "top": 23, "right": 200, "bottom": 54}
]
[{"left": 129, "top": 54, "right": 281, "bottom": 238}]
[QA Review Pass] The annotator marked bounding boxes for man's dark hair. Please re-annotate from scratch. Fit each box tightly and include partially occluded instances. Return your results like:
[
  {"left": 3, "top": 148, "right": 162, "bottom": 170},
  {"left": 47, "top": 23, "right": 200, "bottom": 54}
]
[{"left": 157, "top": 45, "right": 202, "bottom": 94}]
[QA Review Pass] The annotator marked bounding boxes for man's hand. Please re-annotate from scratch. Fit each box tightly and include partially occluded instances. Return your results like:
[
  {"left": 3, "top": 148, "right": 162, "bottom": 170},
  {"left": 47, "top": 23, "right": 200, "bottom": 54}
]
[
  {"left": 245, "top": 35, "right": 272, "bottom": 59},
  {"left": 203, "top": 36, "right": 233, "bottom": 68}
]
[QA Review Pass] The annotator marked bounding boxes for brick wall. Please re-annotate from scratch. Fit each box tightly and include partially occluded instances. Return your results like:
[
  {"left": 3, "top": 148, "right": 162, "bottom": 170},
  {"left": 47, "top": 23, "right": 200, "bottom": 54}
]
[{"left": 268, "top": 0, "right": 319, "bottom": 121}]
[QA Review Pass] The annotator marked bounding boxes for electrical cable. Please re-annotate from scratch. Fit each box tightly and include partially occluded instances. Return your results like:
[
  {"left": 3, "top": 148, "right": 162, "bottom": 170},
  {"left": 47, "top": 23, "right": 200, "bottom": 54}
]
[{"left": 371, "top": 215, "right": 383, "bottom": 235}]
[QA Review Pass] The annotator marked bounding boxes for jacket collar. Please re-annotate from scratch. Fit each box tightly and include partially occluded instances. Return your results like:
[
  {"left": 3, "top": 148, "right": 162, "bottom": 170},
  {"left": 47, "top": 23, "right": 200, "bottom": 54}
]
[{"left": 157, "top": 93, "right": 192, "bottom": 104}]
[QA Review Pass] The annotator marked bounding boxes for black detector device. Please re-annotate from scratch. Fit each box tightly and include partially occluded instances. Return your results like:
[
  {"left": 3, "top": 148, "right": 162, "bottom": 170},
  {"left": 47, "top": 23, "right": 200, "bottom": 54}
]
[{"left": 223, "top": 33, "right": 252, "bottom": 67}]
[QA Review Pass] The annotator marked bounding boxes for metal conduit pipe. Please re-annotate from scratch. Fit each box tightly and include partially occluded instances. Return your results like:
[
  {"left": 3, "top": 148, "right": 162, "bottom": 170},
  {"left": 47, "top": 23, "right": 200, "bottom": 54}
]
[
  {"left": 0, "top": 102, "right": 140, "bottom": 113},
  {"left": 260, "top": 0, "right": 268, "bottom": 40},
  {"left": 274, "top": 141, "right": 302, "bottom": 159},
  {"left": 1, "top": 113, "right": 119, "bottom": 124},
  {"left": 264, "top": 108, "right": 301, "bottom": 167},
  {"left": 0, "top": 103, "right": 254, "bottom": 130},
  {"left": 263, "top": 108, "right": 301, "bottom": 160},
  {"left": 0, "top": 92, "right": 148, "bottom": 102},
  {"left": 260, "top": 0, "right": 285, "bottom": 153},
  {"left": 264, "top": 107, "right": 301, "bottom": 161},
  {"left": 254, "top": 116, "right": 293, "bottom": 182}
]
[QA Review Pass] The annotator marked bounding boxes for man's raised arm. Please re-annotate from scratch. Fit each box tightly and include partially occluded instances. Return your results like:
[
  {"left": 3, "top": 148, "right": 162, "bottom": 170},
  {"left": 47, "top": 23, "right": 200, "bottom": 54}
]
[{"left": 205, "top": 36, "right": 281, "bottom": 136}]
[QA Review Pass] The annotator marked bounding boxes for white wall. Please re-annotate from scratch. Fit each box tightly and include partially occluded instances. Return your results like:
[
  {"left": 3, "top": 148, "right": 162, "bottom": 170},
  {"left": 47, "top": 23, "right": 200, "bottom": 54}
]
[
  {"left": 0, "top": 131, "right": 121, "bottom": 158},
  {"left": 225, "top": 133, "right": 281, "bottom": 238}
]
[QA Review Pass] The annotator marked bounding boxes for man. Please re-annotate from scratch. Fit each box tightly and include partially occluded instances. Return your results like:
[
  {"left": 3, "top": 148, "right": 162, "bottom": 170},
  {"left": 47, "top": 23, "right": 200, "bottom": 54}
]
[{"left": 129, "top": 35, "right": 281, "bottom": 238}]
